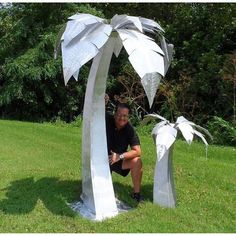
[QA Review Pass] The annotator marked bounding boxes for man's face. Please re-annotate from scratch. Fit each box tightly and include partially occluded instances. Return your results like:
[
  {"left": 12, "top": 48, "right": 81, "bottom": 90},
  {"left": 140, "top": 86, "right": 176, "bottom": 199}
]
[{"left": 114, "top": 107, "right": 129, "bottom": 129}]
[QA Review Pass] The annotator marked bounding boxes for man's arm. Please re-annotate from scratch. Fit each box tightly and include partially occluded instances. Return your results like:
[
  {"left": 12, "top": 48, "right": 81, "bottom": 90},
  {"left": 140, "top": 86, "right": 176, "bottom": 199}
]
[
  {"left": 122, "top": 145, "right": 141, "bottom": 160},
  {"left": 109, "top": 145, "right": 141, "bottom": 165}
]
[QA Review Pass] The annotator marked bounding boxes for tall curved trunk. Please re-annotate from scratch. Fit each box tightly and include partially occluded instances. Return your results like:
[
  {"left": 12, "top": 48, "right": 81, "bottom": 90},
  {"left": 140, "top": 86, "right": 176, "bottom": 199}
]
[
  {"left": 154, "top": 145, "right": 176, "bottom": 208},
  {"left": 81, "top": 34, "right": 118, "bottom": 220}
]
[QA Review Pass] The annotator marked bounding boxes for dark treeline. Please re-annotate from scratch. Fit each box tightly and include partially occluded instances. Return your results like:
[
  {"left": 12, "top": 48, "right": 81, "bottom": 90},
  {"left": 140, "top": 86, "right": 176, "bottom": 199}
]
[{"left": 0, "top": 3, "right": 235, "bottom": 127}]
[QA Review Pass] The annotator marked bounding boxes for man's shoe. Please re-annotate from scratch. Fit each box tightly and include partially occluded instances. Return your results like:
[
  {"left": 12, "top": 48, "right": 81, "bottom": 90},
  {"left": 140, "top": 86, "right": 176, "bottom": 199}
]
[{"left": 130, "top": 192, "right": 144, "bottom": 203}]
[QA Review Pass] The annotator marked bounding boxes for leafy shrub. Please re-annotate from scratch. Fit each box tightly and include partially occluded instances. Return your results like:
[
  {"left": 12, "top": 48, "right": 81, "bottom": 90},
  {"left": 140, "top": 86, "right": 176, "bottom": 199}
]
[
  {"left": 136, "top": 120, "right": 156, "bottom": 136},
  {"left": 207, "top": 116, "right": 236, "bottom": 146},
  {"left": 71, "top": 115, "right": 83, "bottom": 128},
  {"left": 51, "top": 117, "right": 68, "bottom": 127}
]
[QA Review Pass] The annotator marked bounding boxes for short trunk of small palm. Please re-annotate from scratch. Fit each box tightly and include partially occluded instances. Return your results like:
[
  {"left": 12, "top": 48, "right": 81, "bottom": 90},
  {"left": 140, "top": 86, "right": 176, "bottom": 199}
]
[{"left": 153, "top": 145, "right": 176, "bottom": 208}]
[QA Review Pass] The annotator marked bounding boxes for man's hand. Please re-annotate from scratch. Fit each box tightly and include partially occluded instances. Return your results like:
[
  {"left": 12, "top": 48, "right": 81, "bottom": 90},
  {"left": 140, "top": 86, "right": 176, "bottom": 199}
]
[{"left": 109, "top": 151, "right": 120, "bottom": 165}]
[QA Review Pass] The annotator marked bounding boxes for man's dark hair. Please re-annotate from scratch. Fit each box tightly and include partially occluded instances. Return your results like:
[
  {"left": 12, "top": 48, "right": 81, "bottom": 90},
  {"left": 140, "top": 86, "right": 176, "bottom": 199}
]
[{"left": 115, "top": 103, "right": 131, "bottom": 113}]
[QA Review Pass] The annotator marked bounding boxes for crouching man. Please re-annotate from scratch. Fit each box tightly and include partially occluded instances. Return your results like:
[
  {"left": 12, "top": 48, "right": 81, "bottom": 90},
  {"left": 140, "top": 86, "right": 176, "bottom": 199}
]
[{"left": 106, "top": 103, "right": 143, "bottom": 202}]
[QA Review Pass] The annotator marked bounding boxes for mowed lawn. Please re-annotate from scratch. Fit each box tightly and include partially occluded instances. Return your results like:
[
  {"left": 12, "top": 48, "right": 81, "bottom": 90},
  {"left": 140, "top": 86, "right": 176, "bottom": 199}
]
[{"left": 0, "top": 119, "right": 235, "bottom": 233}]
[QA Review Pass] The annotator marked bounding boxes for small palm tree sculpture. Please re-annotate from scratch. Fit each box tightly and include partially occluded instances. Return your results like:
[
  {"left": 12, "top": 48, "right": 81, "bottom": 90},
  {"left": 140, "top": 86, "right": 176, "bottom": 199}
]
[
  {"left": 55, "top": 13, "right": 173, "bottom": 220},
  {"left": 144, "top": 114, "right": 212, "bottom": 208}
]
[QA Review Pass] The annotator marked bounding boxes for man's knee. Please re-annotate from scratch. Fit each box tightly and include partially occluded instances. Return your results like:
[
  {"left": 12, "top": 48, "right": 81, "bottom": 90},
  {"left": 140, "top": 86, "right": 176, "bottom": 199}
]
[
  {"left": 122, "top": 156, "right": 142, "bottom": 170},
  {"left": 131, "top": 156, "right": 142, "bottom": 169}
]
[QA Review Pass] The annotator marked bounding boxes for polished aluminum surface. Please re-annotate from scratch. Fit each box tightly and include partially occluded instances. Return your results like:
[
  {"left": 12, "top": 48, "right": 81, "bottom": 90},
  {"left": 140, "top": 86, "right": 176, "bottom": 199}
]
[
  {"left": 145, "top": 114, "right": 211, "bottom": 208},
  {"left": 81, "top": 35, "right": 118, "bottom": 220},
  {"left": 56, "top": 13, "right": 173, "bottom": 107},
  {"left": 57, "top": 13, "right": 173, "bottom": 220}
]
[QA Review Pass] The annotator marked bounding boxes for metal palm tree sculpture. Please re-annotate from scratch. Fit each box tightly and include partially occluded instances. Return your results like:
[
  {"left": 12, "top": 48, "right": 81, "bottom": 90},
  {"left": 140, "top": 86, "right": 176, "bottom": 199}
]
[
  {"left": 144, "top": 114, "right": 212, "bottom": 208},
  {"left": 56, "top": 13, "right": 173, "bottom": 220}
]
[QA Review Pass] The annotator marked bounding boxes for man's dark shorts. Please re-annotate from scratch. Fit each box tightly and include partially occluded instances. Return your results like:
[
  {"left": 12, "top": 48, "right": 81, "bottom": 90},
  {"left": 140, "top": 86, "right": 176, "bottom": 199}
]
[{"left": 110, "top": 159, "right": 130, "bottom": 177}]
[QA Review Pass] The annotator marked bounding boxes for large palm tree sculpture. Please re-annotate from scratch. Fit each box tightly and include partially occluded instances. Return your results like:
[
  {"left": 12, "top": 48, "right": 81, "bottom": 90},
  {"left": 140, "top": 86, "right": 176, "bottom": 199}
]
[
  {"left": 56, "top": 13, "right": 173, "bottom": 220},
  {"left": 144, "top": 114, "right": 212, "bottom": 208}
]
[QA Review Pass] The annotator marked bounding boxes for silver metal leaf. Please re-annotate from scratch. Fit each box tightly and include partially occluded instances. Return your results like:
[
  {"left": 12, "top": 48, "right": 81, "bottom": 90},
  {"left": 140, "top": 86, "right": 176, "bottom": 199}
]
[
  {"left": 155, "top": 125, "right": 177, "bottom": 160},
  {"left": 61, "top": 40, "right": 98, "bottom": 85},
  {"left": 113, "top": 35, "right": 123, "bottom": 57},
  {"left": 61, "top": 20, "right": 112, "bottom": 84},
  {"left": 68, "top": 13, "right": 106, "bottom": 23},
  {"left": 193, "top": 130, "right": 209, "bottom": 146},
  {"left": 160, "top": 35, "right": 174, "bottom": 75},
  {"left": 118, "top": 29, "right": 164, "bottom": 56},
  {"left": 63, "top": 20, "right": 86, "bottom": 47},
  {"left": 60, "top": 13, "right": 173, "bottom": 103},
  {"left": 73, "top": 69, "right": 80, "bottom": 81},
  {"left": 116, "top": 29, "right": 164, "bottom": 106},
  {"left": 54, "top": 23, "right": 67, "bottom": 59},
  {"left": 111, "top": 14, "right": 143, "bottom": 32},
  {"left": 139, "top": 17, "right": 165, "bottom": 33},
  {"left": 63, "top": 14, "right": 106, "bottom": 47},
  {"left": 141, "top": 72, "right": 162, "bottom": 107},
  {"left": 145, "top": 113, "right": 167, "bottom": 122}
]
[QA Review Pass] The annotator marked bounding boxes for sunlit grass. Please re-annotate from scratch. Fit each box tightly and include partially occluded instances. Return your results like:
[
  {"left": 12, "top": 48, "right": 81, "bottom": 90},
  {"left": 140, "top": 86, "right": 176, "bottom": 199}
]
[{"left": 0, "top": 119, "right": 235, "bottom": 232}]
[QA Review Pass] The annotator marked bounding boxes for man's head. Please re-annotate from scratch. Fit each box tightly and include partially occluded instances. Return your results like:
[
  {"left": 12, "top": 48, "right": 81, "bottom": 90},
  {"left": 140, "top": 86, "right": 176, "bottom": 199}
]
[{"left": 114, "top": 103, "right": 130, "bottom": 129}]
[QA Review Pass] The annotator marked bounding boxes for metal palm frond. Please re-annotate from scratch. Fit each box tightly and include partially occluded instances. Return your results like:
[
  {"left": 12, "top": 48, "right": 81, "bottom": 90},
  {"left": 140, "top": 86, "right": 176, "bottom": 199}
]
[
  {"left": 60, "top": 14, "right": 112, "bottom": 84},
  {"left": 56, "top": 13, "right": 174, "bottom": 107},
  {"left": 146, "top": 114, "right": 212, "bottom": 160},
  {"left": 116, "top": 29, "right": 164, "bottom": 106}
]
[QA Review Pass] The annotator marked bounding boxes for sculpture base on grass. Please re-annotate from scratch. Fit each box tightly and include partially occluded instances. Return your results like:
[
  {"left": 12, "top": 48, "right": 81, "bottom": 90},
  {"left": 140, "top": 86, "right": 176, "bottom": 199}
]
[{"left": 69, "top": 198, "right": 132, "bottom": 221}]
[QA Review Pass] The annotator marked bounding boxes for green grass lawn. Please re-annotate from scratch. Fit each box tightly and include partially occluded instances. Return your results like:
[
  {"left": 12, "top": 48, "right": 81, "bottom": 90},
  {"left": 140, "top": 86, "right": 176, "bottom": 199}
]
[{"left": 0, "top": 119, "right": 235, "bottom": 233}]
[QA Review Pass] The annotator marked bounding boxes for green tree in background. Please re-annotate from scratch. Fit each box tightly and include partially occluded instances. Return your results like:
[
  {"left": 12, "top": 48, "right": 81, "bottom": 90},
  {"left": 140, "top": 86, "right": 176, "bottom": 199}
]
[
  {"left": 95, "top": 3, "right": 235, "bottom": 123},
  {"left": 0, "top": 3, "right": 102, "bottom": 121},
  {"left": 0, "top": 3, "right": 235, "bottom": 132}
]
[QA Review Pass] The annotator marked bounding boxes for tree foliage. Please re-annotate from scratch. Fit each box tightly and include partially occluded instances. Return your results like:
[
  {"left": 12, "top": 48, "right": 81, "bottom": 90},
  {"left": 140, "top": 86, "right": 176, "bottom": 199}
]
[
  {"left": 0, "top": 3, "right": 235, "bottom": 130},
  {"left": 0, "top": 3, "right": 103, "bottom": 121}
]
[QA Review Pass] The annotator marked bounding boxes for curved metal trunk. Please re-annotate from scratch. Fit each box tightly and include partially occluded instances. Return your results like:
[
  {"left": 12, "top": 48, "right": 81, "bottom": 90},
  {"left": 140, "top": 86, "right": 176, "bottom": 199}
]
[
  {"left": 153, "top": 145, "right": 176, "bottom": 208},
  {"left": 81, "top": 35, "right": 118, "bottom": 220}
]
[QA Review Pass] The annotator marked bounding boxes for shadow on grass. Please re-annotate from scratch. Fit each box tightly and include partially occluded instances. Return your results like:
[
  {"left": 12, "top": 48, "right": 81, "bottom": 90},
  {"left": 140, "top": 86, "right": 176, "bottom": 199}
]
[
  {"left": 0, "top": 177, "right": 154, "bottom": 216},
  {"left": 0, "top": 177, "right": 82, "bottom": 217}
]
